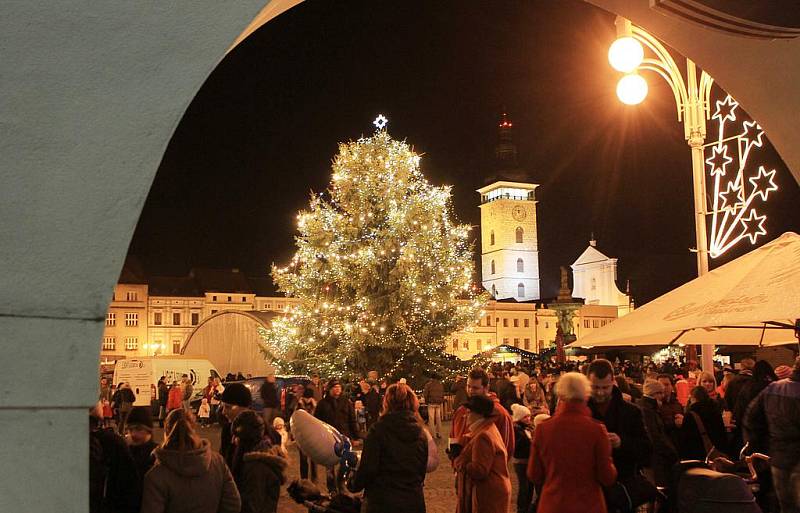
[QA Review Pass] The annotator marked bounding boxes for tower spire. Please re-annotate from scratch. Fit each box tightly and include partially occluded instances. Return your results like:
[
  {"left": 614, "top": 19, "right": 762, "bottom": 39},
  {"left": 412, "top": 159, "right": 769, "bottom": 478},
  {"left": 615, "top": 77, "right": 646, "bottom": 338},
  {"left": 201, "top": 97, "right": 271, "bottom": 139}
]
[{"left": 495, "top": 111, "right": 518, "bottom": 169}]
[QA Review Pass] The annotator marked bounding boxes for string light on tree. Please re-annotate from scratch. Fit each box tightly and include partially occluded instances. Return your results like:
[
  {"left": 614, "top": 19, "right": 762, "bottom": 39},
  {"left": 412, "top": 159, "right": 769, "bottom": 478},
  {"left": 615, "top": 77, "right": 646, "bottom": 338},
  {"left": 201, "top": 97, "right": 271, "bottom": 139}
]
[
  {"left": 258, "top": 120, "right": 487, "bottom": 382},
  {"left": 707, "top": 94, "right": 779, "bottom": 258}
]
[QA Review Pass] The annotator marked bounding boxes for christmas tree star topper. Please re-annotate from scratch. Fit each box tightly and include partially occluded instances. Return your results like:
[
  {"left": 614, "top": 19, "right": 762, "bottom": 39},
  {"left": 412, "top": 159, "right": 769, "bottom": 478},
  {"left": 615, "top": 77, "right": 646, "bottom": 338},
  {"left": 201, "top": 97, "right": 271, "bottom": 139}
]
[{"left": 373, "top": 114, "right": 388, "bottom": 131}]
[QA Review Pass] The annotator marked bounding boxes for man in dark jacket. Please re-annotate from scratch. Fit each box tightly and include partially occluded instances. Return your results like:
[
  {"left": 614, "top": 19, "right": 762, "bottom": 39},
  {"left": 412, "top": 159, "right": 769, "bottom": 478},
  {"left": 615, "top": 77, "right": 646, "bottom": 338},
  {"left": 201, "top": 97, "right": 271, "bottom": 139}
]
[
  {"left": 636, "top": 380, "right": 678, "bottom": 487},
  {"left": 726, "top": 357, "right": 755, "bottom": 419},
  {"left": 315, "top": 379, "right": 359, "bottom": 493},
  {"left": 259, "top": 375, "right": 280, "bottom": 425},
  {"left": 353, "top": 379, "right": 381, "bottom": 431},
  {"left": 423, "top": 374, "right": 445, "bottom": 438},
  {"left": 219, "top": 383, "right": 255, "bottom": 468},
  {"left": 588, "top": 359, "right": 653, "bottom": 480},
  {"left": 744, "top": 356, "right": 800, "bottom": 513}
]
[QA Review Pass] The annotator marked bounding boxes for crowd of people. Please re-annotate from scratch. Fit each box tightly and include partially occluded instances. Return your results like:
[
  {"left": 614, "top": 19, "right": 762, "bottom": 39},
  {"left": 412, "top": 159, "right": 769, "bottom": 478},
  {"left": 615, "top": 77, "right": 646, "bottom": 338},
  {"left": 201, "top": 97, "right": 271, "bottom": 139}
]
[{"left": 89, "top": 353, "right": 800, "bottom": 513}]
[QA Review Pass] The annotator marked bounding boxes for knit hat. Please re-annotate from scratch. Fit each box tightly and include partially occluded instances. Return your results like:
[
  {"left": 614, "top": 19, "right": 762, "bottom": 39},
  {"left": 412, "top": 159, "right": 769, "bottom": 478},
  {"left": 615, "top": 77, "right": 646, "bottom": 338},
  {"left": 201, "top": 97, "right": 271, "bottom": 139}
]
[
  {"left": 220, "top": 382, "right": 252, "bottom": 407},
  {"left": 510, "top": 403, "right": 531, "bottom": 423},
  {"left": 533, "top": 413, "right": 551, "bottom": 427},
  {"left": 643, "top": 379, "right": 665, "bottom": 398},
  {"left": 774, "top": 365, "right": 792, "bottom": 380},
  {"left": 125, "top": 406, "right": 153, "bottom": 431}
]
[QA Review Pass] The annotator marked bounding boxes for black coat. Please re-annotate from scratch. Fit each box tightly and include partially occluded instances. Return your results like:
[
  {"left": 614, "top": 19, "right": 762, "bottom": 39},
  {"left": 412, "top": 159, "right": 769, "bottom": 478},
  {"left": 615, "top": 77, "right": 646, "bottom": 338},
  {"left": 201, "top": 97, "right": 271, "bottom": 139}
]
[
  {"left": 90, "top": 427, "right": 139, "bottom": 513},
  {"left": 678, "top": 400, "right": 728, "bottom": 460},
  {"left": 351, "top": 410, "right": 428, "bottom": 513},
  {"left": 589, "top": 386, "right": 653, "bottom": 479},
  {"left": 636, "top": 396, "right": 678, "bottom": 486},
  {"left": 744, "top": 371, "right": 800, "bottom": 470},
  {"left": 259, "top": 381, "right": 279, "bottom": 409},
  {"left": 315, "top": 394, "right": 359, "bottom": 439}
]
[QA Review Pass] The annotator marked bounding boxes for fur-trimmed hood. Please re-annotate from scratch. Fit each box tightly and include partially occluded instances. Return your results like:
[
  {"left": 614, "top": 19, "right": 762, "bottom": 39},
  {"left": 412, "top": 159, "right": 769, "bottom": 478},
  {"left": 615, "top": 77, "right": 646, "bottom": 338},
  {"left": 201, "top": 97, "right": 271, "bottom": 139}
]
[{"left": 243, "top": 446, "right": 288, "bottom": 485}]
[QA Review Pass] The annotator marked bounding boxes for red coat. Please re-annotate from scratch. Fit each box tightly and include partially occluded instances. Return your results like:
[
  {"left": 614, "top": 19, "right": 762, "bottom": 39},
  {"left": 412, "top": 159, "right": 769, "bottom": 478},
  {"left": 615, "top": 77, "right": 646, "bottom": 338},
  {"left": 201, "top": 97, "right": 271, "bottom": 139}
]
[
  {"left": 450, "top": 394, "right": 515, "bottom": 460},
  {"left": 454, "top": 420, "right": 511, "bottom": 513},
  {"left": 167, "top": 386, "right": 183, "bottom": 411},
  {"left": 528, "top": 401, "right": 617, "bottom": 513}
]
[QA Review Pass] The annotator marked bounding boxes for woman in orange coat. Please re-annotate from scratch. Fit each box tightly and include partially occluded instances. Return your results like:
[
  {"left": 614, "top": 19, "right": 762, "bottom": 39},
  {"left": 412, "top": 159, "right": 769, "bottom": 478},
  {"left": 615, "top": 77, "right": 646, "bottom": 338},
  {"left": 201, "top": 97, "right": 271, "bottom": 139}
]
[
  {"left": 454, "top": 395, "right": 511, "bottom": 513},
  {"left": 166, "top": 381, "right": 183, "bottom": 413},
  {"left": 528, "top": 372, "right": 617, "bottom": 513}
]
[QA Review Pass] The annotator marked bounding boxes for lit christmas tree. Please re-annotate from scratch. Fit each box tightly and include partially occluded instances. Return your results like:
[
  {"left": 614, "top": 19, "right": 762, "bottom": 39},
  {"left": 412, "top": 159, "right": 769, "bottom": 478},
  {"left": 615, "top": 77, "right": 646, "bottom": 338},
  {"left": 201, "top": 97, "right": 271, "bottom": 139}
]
[{"left": 259, "top": 118, "right": 487, "bottom": 381}]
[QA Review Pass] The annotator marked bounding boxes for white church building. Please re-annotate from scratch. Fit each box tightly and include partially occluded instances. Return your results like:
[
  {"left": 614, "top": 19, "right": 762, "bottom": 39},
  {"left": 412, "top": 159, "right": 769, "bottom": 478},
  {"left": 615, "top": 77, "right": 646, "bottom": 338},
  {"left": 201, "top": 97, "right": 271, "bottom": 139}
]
[{"left": 571, "top": 239, "right": 633, "bottom": 317}]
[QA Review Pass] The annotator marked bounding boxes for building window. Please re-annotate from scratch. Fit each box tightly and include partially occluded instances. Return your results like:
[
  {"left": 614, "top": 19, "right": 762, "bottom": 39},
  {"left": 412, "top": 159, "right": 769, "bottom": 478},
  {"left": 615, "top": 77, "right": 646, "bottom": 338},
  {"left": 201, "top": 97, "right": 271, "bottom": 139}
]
[
  {"left": 513, "top": 338, "right": 520, "bottom": 347},
  {"left": 490, "top": 230, "right": 495, "bottom": 245},
  {"left": 491, "top": 285, "right": 497, "bottom": 297},
  {"left": 602, "top": 319, "right": 608, "bottom": 326},
  {"left": 125, "top": 313, "right": 138, "bottom": 327},
  {"left": 125, "top": 337, "right": 138, "bottom": 351},
  {"left": 591, "top": 277, "right": 597, "bottom": 291},
  {"left": 539, "top": 339, "right": 544, "bottom": 348},
  {"left": 242, "top": 296, "right": 247, "bottom": 302},
  {"left": 153, "top": 312, "right": 162, "bottom": 326},
  {"left": 584, "top": 319, "right": 590, "bottom": 328},
  {"left": 277, "top": 303, "right": 284, "bottom": 309},
  {"left": 106, "top": 313, "right": 116, "bottom": 327},
  {"left": 515, "top": 226, "right": 524, "bottom": 243},
  {"left": 172, "top": 312, "right": 181, "bottom": 326},
  {"left": 593, "top": 319, "right": 600, "bottom": 328},
  {"left": 545, "top": 322, "right": 549, "bottom": 329},
  {"left": 212, "top": 295, "right": 217, "bottom": 301},
  {"left": 517, "top": 283, "right": 525, "bottom": 297},
  {"left": 491, "top": 260, "right": 495, "bottom": 274},
  {"left": 517, "top": 258, "right": 524, "bottom": 272},
  {"left": 462, "top": 340, "right": 469, "bottom": 350},
  {"left": 486, "top": 316, "right": 491, "bottom": 326},
  {"left": 191, "top": 312, "right": 199, "bottom": 326},
  {"left": 102, "top": 337, "right": 115, "bottom": 351},
  {"left": 524, "top": 318, "right": 529, "bottom": 328},
  {"left": 476, "top": 339, "right": 482, "bottom": 351},
  {"left": 126, "top": 291, "right": 138, "bottom": 301},
  {"left": 266, "top": 303, "right": 272, "bottom": 310},
  {"left": 513, "top": 318, "right": 519, "bottom": 327},
  {"left": 172, "top": 340, "right": 182, "bottom": 354},
  {"left": 211, "top": 309, "right": 218, "bottom": 314},
  {"left": 227, "top": 296, "right": 232, "bottom": 302},
  {"left": 502, "top": 337, "right": 509, "bottom": 345},
  {"left": 452, "top": 339, "right": 458, "bottom": 350},
  {"left": 524, "top": 338, "right": 530, "bottom": 350},
  {"left": 503, "top": 318, "right": 508, "bottom": 327}
]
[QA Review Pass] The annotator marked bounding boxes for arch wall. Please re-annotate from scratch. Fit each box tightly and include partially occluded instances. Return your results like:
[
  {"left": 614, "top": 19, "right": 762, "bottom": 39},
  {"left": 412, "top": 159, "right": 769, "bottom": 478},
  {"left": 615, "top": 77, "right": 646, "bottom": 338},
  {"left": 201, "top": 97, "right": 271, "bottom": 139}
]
[{"left": 1, "top": 1, "right": 799, "bottom": 511}]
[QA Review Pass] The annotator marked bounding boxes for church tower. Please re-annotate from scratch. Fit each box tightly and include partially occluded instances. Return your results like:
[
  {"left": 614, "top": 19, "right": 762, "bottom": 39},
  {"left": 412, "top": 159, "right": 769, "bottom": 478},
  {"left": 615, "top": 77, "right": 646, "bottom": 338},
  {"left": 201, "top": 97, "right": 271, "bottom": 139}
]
[{"left": 478, "top": 113, "right": 541, "bottom": 300}]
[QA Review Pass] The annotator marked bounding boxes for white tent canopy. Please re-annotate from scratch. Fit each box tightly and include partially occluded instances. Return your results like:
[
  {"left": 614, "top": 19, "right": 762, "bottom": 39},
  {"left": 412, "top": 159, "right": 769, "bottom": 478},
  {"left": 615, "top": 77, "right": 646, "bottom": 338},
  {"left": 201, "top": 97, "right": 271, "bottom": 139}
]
[{"left": 569, "top": 232, "right": 800, "bottom": 348}]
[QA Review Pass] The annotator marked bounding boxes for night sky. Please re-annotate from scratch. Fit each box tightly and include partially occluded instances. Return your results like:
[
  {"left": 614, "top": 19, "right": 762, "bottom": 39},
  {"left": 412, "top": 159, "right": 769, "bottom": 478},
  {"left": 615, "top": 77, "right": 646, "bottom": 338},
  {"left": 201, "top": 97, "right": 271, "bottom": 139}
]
[{"left": 127, "top": 0, "right": 800, "bottom": 305}]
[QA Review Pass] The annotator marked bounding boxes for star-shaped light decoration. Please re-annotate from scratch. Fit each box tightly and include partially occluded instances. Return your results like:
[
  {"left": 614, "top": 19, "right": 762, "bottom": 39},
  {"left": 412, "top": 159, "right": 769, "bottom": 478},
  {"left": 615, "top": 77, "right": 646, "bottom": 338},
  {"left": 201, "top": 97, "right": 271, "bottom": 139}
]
[
  {"left": 712, "top": 95, "right": 738, "bottom": 123},
  {"left": 373, "top": 114, "right": 388, "bottom": 131},
  {"left": 740, "top": 121, "right": 764, "bottom": 149},
  {"left": 705, "top": 144, "right": 733, "bottom": 177},
  {"left": 748, "top": 166, "right": 778, "bottom": 201},
  {"left": 739, "top": 209, "right": 767, "bottom": 244},
  {"left": 718, "top": 181, "right": 741, "bottom": 211}
]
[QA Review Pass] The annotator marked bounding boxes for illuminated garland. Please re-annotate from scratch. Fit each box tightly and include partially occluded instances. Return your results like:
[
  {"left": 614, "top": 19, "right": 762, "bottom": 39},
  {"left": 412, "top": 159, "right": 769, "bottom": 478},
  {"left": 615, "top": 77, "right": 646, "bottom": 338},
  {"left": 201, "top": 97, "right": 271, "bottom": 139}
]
[
  {"left": 258, "top": 118, "right": 488, "bottom": 382},
  {"left": 707, "top": 95, "right": 778, "bottom": 257}
]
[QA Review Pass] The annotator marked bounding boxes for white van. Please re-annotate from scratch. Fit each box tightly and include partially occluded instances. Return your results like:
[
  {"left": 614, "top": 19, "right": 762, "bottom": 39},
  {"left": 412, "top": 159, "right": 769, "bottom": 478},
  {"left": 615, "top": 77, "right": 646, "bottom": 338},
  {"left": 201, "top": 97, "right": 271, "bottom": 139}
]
[{"left": 112, "top": 356, "right": 219, "bottom": 407}]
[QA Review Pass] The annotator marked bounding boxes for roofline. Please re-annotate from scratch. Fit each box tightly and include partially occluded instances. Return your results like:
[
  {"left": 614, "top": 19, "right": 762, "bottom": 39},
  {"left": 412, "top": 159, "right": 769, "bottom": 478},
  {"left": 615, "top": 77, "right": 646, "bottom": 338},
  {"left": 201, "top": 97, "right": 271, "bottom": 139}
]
[{"left": 476, "top": 181, "right": 539, "bottom": 194}]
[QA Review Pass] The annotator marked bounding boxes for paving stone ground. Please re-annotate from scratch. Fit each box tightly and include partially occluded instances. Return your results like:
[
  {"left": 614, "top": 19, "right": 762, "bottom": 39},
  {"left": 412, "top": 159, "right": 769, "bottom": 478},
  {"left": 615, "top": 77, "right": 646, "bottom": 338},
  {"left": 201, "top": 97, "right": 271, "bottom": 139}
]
[{"left": 152, "top": 420, "right": 523, "bottom": 513}]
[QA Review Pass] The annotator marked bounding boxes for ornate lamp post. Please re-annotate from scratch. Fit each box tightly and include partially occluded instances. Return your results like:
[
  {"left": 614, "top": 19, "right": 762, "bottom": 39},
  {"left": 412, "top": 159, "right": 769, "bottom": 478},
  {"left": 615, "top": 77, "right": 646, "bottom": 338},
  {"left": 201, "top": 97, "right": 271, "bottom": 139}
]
[{"left": 608, "top": 17, "right": 715, "bottom": 371}]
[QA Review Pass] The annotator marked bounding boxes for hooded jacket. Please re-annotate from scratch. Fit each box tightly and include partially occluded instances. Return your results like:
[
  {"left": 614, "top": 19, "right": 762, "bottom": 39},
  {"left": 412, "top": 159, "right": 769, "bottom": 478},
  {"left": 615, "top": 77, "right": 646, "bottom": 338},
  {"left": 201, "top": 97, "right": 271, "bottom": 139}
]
[
  {"left": 238, "top": 446, "right": 288, "bottom": 513},
  {"left": 351, "top": 410, "right": 428, "bottom": 513},
  {"left": 140, "top": 439, "right": 240, "bottom": 513}
]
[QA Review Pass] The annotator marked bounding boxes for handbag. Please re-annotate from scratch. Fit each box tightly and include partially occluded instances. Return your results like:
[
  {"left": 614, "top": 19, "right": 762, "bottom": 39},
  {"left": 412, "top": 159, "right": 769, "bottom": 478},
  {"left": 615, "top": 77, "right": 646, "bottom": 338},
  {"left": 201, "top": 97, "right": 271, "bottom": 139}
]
[
  {"left": 604, "top": 470, "right": 659, "bottom": 513},
  {"left": 689, "top": 411, "right": 730, "bottom": 466}
]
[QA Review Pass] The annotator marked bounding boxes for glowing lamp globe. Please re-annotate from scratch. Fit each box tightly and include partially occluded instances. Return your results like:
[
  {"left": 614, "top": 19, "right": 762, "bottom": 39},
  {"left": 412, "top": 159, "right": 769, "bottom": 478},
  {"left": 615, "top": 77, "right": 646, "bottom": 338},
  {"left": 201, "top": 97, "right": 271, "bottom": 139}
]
[
  {"left": 608, "top": 36, "right": 644, "bottom": 73},
  {"left": 616, "top": 74, "right": 648, "bottom": 105}
]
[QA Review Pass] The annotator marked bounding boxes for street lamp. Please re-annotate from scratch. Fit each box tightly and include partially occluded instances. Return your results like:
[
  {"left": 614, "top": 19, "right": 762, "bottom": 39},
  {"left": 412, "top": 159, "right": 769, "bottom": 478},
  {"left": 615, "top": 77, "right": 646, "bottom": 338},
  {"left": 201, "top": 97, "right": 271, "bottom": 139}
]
[{"left": 609, "top": 17, "right": 715, "bottom": 372}]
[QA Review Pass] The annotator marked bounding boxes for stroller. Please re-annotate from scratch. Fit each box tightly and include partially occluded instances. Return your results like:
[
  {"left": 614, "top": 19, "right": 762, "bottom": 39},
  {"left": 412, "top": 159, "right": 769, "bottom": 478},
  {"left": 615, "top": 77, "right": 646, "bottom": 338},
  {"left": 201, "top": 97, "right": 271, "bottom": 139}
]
[
  {"left": 673, "top": 444, "right": 771, "bottom": 513},
  {"left": 287, "top": 479, "right": 362, "bottom": 513}
]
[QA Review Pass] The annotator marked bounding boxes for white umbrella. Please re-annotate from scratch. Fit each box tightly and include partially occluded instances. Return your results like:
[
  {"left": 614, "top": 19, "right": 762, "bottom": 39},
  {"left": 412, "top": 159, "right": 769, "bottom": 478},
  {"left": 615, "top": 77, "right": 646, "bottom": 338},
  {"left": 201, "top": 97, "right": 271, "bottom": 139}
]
[{"left": 568, "top": 232, "right": 800, "bottom": 348}]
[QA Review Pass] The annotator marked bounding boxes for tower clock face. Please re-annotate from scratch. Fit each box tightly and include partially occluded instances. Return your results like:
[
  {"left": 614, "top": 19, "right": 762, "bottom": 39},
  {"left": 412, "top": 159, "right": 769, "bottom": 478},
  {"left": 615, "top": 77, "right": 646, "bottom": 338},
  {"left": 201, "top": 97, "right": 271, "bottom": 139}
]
[{"left": 512, "top": 205, "right": 526, "bottom": 221}]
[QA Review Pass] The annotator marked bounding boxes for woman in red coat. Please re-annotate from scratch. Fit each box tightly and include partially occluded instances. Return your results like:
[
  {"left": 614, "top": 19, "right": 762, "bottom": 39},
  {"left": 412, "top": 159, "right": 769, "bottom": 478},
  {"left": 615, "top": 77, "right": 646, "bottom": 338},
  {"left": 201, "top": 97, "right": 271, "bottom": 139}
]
[
  {"left": 528, "top": 372, "right": 617, "bottom": 513},
  {"left": 454, "top": 395, "right": 512, "bottom": 513},
  {"left": 166, "top": 381, "right": 183, "bottom": 413}
]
